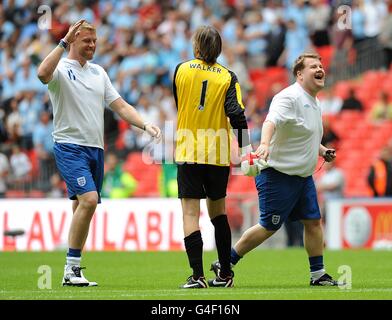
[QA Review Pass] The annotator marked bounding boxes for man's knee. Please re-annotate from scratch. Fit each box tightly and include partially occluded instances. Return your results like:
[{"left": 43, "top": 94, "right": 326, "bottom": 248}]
[
  {"left": 207, "top": 197, "right": 225, "bottom": 220},
  {"left": 181, "top": 198, "right": 200, "bottom": 217},
  {"left": 303, "top": 219, "right": 322, "bottom": 232},
  {"left": 78, "top": 192, "right": 98, "bottom": 211}
]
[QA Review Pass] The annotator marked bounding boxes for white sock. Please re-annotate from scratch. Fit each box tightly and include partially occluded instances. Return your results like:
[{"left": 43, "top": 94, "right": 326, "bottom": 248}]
[
  {"left": 311, "top": 268, "right": 325, "bottom": 281},
  {"left": 66, "top": 256, "right": 81, "bottom": 267}
]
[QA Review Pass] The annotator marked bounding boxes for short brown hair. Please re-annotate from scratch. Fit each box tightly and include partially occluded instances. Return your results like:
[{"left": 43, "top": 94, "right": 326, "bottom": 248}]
[
  {"left": 292, "top": 53, "right": 321, "bottom": 78},
  {"left": 192, "top": 26, "right": 222, "bottom": 65}
]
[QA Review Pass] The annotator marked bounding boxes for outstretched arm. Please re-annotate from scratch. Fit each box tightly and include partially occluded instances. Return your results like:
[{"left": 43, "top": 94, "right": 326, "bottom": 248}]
[
  {"left": 37, "top": 19, "right": 85, "bottom": 84},
  {"left": 254, "top": 120, "right": 275, "bottom": 161},
  {"left": 110, "top": 98, "right": 161, "bottom": 139}
]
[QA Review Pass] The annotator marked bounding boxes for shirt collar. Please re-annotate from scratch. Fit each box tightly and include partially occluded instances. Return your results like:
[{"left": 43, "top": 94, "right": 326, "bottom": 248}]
[
  {"left": 295, "top": 82, "right": 317, "bottom": 102},
  {"left": 63, "top": 58, "right": 89, "bottom": 69}
]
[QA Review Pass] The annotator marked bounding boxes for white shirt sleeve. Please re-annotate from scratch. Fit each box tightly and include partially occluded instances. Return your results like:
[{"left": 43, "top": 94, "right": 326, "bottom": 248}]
[
  {"left": 103, "top": 70, "right": 121, "bottom": 107},
  {"left": 266, "top": 93, "right": 296, "bottom": 128},
  {"left": 47, "top": 68, "right": 59, "bottom": 91}
]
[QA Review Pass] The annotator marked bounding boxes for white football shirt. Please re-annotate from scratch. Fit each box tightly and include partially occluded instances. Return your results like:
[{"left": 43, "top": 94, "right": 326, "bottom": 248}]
[
  {"left": 48, "top": 58, "right": 120, "bottom": 149},
  {"left": 265, "top": 82, "right": 323, "bottom": 177}
]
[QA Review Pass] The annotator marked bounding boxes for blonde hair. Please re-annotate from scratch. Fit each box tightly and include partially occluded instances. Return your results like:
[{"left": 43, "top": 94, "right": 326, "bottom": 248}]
[
  {"left": 79, "top": 21, "right": 96, "bottom": 32},
  {"left": 292, "top": 53, "right": 321, "bottom": 78},
  {"left": 192, "top": 26, "right": 222, "bottom": 65}
]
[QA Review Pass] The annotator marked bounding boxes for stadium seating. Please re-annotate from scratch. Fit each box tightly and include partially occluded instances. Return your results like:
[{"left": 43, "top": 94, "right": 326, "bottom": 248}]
[
  {"left": 333, "top": 81, "right": 357, "bottom": 99},
  {"left": 123, "top": 152, "right": 160, "bottom": 197},
  {"left": 226, "top": 196, "right": 244, "bottom": 232},
  {"left": 227, "top": 174, "right": 257, "bottom": 195},
  {"left": 26, "top": 149, "right": 39, "bottom": 178},
  {"left": 327, "top": 73, "right": 392, "bottom": 197},
  {"left": 253, "top": 80, "right": 271, "bottom": 106},
  {"left": 250, "top": 67, "right": 288, "bottom": 106},
  {"left": 29, "top": 190, "right": 45, "bottom": 198},
  {"left": 5, "top": 190, "right": 27, "bottom": 198},
  {"left": 249, "top": 69, "right": 266, "bottom": 83},
  {"left": 316, "top": 45, "right": 334, "bottom": 72}
]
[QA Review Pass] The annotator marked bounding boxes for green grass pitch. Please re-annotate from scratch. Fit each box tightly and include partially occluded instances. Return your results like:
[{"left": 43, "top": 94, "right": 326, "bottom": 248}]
[{"left": 1, "top": 249, "right": 391, "bottom": 300}]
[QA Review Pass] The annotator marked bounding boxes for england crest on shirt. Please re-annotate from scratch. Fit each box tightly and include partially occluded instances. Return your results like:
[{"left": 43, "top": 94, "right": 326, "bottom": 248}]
[
  {"left": 90, "top": 67, "right": 99, "bottom": 75},
  {"left": 77, "top": 176, "right": 86, "bottom": 187},
  {"left": 271, "top": 215, "right": 280, "bottom": 225}
]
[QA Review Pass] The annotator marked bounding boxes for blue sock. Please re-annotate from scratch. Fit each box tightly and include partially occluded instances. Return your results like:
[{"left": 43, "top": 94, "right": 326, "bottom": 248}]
[
  {"left": 309, "top": 256, "right": 324, "bottom": 272},
  {"left": 67, "top": 248, "right": 81, "bottom": 257},
  {"left": 230, "top": 248, "right": 242, "bottom": 265}
]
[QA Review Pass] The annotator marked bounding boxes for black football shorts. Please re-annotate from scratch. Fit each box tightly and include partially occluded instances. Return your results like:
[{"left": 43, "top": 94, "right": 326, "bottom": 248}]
[{"left": 177, "top": 163, "right": 230, "bottom": 200}]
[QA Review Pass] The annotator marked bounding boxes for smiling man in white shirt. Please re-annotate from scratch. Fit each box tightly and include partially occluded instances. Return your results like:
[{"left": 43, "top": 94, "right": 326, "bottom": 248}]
[
  {"left": 211, "top": 53, "right": 341, "bottom": 286},
  {"left": 37, "top": 20, "right": 161, "bottom": 287}
]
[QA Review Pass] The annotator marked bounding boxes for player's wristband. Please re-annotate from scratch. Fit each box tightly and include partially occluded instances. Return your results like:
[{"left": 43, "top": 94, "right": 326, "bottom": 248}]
[
  {"left": 142, "top": 122, "right": 149, "bottom": 131},
  {"left": 58, "top": 39, "right": 68, "bottom": 50}
]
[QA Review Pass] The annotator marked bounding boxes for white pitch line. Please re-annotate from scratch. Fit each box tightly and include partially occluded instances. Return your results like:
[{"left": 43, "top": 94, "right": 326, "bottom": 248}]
[{"left": 2, "top": 288, "right": 392, "bottom": 299}]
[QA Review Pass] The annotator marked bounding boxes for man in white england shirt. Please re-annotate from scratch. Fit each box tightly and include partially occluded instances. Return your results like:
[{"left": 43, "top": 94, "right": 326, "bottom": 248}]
[
  {"left": 38, "top": 20, "right": 161, "bottom": 287},
  {"left": 211, "top": 53, "right": 340, "bottom": 286}
]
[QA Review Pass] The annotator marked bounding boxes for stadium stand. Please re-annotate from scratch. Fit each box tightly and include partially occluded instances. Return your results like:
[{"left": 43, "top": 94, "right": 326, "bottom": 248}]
[
  {"left": 122, "top": 152, "right": 161, "bottom": 197},
  {"left": 0, "top": 0, "right": 391, "bottom": 203}
]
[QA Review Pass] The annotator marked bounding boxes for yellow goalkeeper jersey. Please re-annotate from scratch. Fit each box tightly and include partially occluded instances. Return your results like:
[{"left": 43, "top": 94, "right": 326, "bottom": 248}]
[{"left": 173, "top": 59, "right": 247, "bottom": 166}]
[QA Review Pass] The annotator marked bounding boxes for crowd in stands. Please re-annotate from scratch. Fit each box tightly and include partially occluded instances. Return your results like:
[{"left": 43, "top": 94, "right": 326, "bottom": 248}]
[
  {"left": 367, "top": 142, "right": 392, "bottom": 197},
  {"left": 1, "top": 0, "right": 392, "bottom": 199}
]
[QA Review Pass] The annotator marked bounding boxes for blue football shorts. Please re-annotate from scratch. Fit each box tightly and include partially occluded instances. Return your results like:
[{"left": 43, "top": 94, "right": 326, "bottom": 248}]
[
  {"left": 255, "top": 167, "right": 321, "bottom": 231},
  {"left": 53, "top": 142, "right": 104, "bottom": 203}
]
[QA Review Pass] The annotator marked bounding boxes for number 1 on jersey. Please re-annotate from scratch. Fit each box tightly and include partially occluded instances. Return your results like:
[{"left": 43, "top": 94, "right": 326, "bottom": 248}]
[{"left": 198, "top": 80, "right": 208, "bottom": 111}]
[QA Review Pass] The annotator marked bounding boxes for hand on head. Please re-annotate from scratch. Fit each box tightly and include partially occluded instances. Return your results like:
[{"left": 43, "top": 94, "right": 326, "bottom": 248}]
[{"left": 64, "top": 19, "right": 86, "bottom": 44}]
